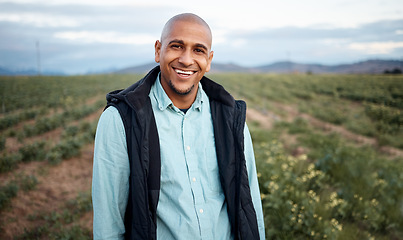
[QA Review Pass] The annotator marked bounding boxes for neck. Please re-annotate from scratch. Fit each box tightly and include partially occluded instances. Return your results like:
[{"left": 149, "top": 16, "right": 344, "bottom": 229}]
[
  {"left": 160, "top": 79, "right": 199, "bottom": 109},
  {"left": 169, "top": 87, "right": 198, "bottom": 109}
]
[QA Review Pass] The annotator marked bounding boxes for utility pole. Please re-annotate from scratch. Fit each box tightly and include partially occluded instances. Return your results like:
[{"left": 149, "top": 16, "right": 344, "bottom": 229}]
[
  {"left": 36, "top": 40, "right": 41, "bottom": 75},
  {"left": 286, "top": 51, "right": 292, "bottom": 73}
]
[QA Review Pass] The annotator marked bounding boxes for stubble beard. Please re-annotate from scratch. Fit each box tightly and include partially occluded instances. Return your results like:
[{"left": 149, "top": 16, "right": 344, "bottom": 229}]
[{"left": 168, "top": 79, "right": 195, "bottom": 96}]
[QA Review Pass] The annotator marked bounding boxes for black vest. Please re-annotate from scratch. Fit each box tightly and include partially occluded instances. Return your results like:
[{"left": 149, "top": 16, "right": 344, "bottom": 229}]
[{"left": 106, "top": 66, "right": 259, "bottom": 240}]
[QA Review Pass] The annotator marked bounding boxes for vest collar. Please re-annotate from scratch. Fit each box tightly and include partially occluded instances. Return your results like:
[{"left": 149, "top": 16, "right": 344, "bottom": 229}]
[{"left": 109, "top": 65, "right": 236, "bottom": 111}]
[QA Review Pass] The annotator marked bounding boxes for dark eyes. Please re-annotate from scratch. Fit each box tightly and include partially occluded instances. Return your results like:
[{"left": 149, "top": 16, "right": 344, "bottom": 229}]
[
  {"left": 170, "top": 44, "right": 206, "bottom": 54},
  {"left": 194, "top": 48, "right": 205, "bottom": 54},
  {"left": 171, "top": 44, "right": 182, "bottom": 49}
]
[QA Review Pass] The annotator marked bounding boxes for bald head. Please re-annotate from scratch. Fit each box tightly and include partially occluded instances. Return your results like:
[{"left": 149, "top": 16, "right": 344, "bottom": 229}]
[{"left": 160, "top": 13, "right": 212, "bottom": 46}]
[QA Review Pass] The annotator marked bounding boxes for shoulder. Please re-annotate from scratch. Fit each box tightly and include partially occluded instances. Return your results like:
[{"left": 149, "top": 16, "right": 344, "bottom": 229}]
[
  {"left": 100, "top": 106, "right": 121, "bottom": 122},
  {"left": 101, "top": 105, "right": 124, "bottom": 122},
  {"left": 200, "top": 76, "right": 235, "bottom": 107},
  {"left": 98, "top": 106, "right": 126, "bottom": 135}
]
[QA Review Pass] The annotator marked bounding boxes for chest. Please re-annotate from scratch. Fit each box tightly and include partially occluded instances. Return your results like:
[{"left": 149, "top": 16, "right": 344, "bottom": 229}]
[{"left": 153, "top": 104, "right": 222, "bottom": 197}]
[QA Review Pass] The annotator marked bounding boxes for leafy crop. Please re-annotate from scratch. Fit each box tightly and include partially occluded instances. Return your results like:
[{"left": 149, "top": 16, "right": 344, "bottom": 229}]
[
  {"left": 251, "top": 118, "right": 403, "bottom": 239},
  {"left": 0, "top": 174, "right": 38, "bottom": 211},
  {"left": 1, "top": 73, "right": 403, "bottom": 239},
  {"left": 16, "top": 192, "right": 92, "bottom": 240},
  {"left": 211, "top": 73, "right": 403, "bottom": 149}
]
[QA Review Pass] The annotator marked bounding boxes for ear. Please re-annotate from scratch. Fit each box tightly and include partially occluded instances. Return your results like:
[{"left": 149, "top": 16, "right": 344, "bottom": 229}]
[
  {"left": 154, "top": 40, "right": 161, "bottom": 63},
  {"left": 205, "top": 50, "right": 214, "bottom": 72}
]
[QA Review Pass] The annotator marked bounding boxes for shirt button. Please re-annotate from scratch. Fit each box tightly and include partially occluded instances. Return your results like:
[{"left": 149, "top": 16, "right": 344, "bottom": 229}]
[
  {"left": 186, "top": 146, "right": 190, "bottom": 151},
  {"left": 192, "top": 177, "right": 196, "bottom": 182},
  {"left": 199, "top": 209, "right": 204, "bottom": 213}
]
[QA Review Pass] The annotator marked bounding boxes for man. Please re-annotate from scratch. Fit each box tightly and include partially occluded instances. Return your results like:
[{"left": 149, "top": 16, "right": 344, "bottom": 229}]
[{"left": 92, "top": 13, "right": 265, "bottom": 240}]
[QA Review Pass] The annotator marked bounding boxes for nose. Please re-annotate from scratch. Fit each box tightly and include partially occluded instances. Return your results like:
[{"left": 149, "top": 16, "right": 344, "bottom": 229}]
[{"left": 178, "top": 49, "right": 194, "bottom": 66}]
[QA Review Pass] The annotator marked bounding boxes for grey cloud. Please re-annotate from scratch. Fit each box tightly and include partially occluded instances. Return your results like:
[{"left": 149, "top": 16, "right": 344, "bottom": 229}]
[
  {"left": 0, "top": 2, "right": 175, "bottom": 33},
  {"left": 228, "top": 19, "right": 403, "bottom": 42},
  {"left": 1, "top": 1, "right": 402, "bottom": 74},
  {"left": 213, "top": 19, "right": 403, "bottom": 66},
  {"left": 0, "top": 2, "right": 178, "bottom": 73}
]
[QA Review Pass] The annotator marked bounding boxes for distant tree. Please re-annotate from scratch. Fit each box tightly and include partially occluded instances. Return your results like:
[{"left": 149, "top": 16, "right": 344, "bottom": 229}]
[
  {"left": 391, "top": 68, "right": 402, "bottom": 74},
  {"left": 384, "top": 68, "right": 402, "bottom": 74}
]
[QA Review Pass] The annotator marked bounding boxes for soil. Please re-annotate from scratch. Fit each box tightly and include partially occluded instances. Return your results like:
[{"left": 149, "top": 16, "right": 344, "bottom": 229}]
[
  {"left": 246, "top": 102, "right": 403, "bottom": 158},
  {"left": 0, "top": 105, "right": 102, "bottom": 239},
  {"left": 1, "top": 101, "right": 402, "bottom": 239},
  {"left": 0, "top": 144, "right": 94, "bottom": 239}
]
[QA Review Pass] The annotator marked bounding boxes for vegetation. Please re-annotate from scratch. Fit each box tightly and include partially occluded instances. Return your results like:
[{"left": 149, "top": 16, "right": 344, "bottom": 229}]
[
  {"left": 15, "top": 192, "right": 92, "bottom": 240},
  {"left": 1, "top": 73, "right": 402, "bottom": 239},
  {"left": 211, "top": 73, "right": 403, "bottom": 148},
  {"left": 0, "top": 174, "right": 38, "bottom": 211},
  {"left": 249, "top": 118, "right": 403, "bottom": 239}
]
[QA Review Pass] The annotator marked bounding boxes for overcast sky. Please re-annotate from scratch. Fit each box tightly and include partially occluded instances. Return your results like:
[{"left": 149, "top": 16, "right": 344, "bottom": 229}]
[{"left": 1, "top": 0, "right": 402, "bottom": 74}]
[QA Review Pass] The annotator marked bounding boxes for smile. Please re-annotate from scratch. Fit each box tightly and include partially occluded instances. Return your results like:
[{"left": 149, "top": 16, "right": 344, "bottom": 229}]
[{"left": 174, "top": 68, "right": 196, "bottom": 76}]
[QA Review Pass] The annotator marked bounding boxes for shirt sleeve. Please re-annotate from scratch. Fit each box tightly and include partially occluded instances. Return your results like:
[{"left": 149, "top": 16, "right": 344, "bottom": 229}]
[
  {"left": 92, "top": 106, "right": 130, "bottom": 240},
  {"left": 244, "top": 123, "right": 266, "bottom": 240}
]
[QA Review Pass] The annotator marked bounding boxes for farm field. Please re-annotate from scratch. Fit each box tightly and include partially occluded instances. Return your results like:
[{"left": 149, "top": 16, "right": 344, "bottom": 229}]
[{"left": 0, "top": 73, "right": 402, "bottom": 239}]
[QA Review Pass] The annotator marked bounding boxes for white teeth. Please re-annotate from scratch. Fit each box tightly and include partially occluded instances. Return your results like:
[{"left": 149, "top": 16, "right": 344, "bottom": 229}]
[{"left": 175, "top": 69, "right": 193, "bottom": 75}]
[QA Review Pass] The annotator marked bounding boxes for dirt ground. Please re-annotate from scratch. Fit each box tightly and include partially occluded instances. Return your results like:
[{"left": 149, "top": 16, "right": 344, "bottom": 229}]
[
  {"left": 1, "top": 102, "right": 402, "bottom": 239},
  {"left": 0, "top": 144, "right": 94, "bottom": 239},
  {"left": 0, "top": 107, "right": 102, "bottom": 239},
  {"left": 246, "top": 103, "right": 403, "bottom": 158}
]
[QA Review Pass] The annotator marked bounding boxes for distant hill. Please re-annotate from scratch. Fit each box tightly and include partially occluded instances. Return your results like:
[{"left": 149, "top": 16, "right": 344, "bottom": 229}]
[
  {"left": 0, "top": 66, "right": 65, "bottom": 76},
  {"left": 256, "top": 60, "right": 403, "bottom": 74},
  {"left": 114, "top": 59, "right": 403, "bottom": 74},
  {"left": 1, "top": 59, "right": 402, "bottom": 76},
  {"left": 0, "top": 67, "right": 38, "bottom": 76},
  {"left": 209, "top": 63, "right": 258, "bottom": 73},
  {"left": 114, "top": 62, "right": 255, "bottom": 74},
  {"left": 115, "top": 62, "right": 159, "bottom": 74}
]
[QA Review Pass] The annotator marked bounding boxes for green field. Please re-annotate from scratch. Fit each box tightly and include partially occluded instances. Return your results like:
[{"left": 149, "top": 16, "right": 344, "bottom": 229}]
[{"left": 0, "top": 73, "right": 402, "bottom": 239}]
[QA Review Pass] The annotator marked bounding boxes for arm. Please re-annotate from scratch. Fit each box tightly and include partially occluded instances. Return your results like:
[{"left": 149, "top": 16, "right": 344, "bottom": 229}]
[
  {"left": 92, "top": 106, "right": 130, "bottom": 240},
  {"left": 244, "top": 123, "right": 266, "bottom": 240}
]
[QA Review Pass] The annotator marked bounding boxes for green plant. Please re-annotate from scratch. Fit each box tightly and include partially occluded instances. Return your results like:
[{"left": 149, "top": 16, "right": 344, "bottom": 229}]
[
  {"left": 364, "top": 103, "right": 403, "bottom": 135},
  {"left": 16, "top": 225, "right": 49, "bottom": 240},
  {"left": 0, "top": 108, "right": 44, "bottom": 131},
  {"left": 19, "top": 174, "right": 38, "bottom": 191},
  {"left": 18, "top": 192, "right": 93, "bottom": 240},
  {"left": 62, "top": 125, "right": 79, "bottom": 139},
  {"left": 19, "top": 141, "right": 47, "bottom": 162},
  {"left": 0, "top": 153, "right": 22, "bottom": 173},
  {"left": 46, "top": 137, "right": 82, "bottom": 165},
  {"left": 0, "top": 136, "right": 5, "bottom": 151},
  {"left": 0, "top": 174, "right": 39, "bottom": 213},
  {"left": 255, "top": 140, "right": 343, "bottom": 239},
  {"left": 0, "top": 182, "right": 18, "bottom": 211},
  {"left": 250, "top": 115, "right": 403, "bottom": 239}
]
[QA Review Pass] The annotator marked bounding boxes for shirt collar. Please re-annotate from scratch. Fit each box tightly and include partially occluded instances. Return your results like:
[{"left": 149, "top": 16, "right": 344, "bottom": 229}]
[{"left": 152, "top": 73, "right": 205, "bottom": 112}]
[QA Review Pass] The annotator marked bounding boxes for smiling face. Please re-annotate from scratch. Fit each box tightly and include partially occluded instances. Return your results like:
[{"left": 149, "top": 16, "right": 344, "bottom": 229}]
[{"left": 154, "top": 18, "right": 214, "bottom": 105}]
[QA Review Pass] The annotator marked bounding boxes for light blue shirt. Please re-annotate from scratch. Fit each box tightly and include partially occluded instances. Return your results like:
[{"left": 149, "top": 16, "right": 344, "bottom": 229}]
[{"left": 92, "top": 75, "right": 265, "bottom": 239}]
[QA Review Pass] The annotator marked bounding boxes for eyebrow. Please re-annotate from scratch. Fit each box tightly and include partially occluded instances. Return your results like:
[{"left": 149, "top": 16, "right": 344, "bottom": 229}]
[
  {"left": 195, "top": 43, "right": 208, "bottom": 51},
  {"left": 168, "top": 39, "right": 208, "bottom": 51}
]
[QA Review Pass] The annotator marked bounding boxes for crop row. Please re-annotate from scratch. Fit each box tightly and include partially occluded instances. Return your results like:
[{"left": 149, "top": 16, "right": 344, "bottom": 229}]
[
  {"left": 0, "top": 120, "right": 97, "bottom": 174},
  {"left": 250, "top": 117, "right": 403, "bottom": 240},
  {"left": 14, "top": 191, "right": 92, "bottom": 239},
  {"left": 0, "top": 108, "right": 48, "bottom": 131},
  {"left": 1, "top": 100, "right": 103, "bottom": 142},
  {"left": 210, "top": 73, "right": 403, "bottom": 109},
  {"left": 0, "top": 120, "right": 97, "bottom": 228},
  {"left": 211, "top": 73, "right": 403, "bottom": 149},
  {"left": 0, "top": 74, "right": 138, "bottom": 113},
  {"left": 0, "top": 174, "right": 38, "bottom": 212}
]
